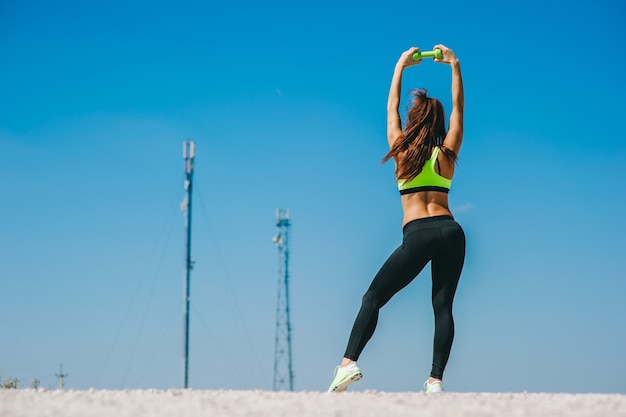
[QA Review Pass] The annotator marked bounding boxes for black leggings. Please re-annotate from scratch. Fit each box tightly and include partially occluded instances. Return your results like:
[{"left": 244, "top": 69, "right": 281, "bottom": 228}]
[{"left": 344, "top": 215, "right": 465, "bottom": 380}]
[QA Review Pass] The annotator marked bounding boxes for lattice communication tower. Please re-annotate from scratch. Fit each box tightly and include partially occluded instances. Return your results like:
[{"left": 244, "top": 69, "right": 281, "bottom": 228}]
[{"left": 272, "top": 208, "right": 293, "bottom": 391}]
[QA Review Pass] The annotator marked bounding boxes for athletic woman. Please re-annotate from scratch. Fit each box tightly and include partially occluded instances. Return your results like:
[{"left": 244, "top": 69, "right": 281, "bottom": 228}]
[{"left": 328, "top": 44, "right": 465, "bottom": 393}]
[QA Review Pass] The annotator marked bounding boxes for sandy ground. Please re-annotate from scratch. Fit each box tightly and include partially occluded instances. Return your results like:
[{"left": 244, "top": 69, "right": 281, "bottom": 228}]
[{"left": 1, "top": 389, "right": 625, "bottom": 417}]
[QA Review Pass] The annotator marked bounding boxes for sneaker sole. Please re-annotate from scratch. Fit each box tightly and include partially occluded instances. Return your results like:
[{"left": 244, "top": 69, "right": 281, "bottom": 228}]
[{"left": 330, "top": 371, "right": 362, "bottom": 392}]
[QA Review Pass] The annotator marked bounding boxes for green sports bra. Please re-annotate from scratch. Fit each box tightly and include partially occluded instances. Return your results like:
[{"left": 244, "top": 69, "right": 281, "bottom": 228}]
[{"left": 397, "top": 146, "right": 452, "bottom": 195}]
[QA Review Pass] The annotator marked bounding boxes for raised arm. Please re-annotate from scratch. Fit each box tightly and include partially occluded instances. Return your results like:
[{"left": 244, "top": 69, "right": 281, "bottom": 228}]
[
  {"left": 387, "top": 47, "right": 420, "bottom": 148},
  {"left": 434, "top": 44, "right": 464, "bottom": 156}
]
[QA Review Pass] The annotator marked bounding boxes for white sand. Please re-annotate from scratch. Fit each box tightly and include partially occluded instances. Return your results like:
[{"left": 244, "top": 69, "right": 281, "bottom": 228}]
[{"left": 1, "top": 390, "right": 625, "bottom": 417}]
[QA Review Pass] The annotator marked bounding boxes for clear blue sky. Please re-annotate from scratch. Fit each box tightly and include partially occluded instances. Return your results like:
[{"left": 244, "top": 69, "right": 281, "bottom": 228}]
[{"left": 1, "top": 0, "right": 625, "bottom": 393}]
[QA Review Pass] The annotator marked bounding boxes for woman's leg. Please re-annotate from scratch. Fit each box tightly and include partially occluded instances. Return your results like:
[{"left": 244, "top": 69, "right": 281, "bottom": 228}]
[
  {"left": 429, "top": 223, "right": 465, "bottom": 380},
  {"left": 344, "top": 225, "right": 437, "bottom": 361}
]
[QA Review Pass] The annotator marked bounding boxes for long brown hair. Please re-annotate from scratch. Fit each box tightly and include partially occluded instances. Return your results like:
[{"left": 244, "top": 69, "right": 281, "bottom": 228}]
[{"left": 382, "top": 88, "right": 456, "bottom": 180}]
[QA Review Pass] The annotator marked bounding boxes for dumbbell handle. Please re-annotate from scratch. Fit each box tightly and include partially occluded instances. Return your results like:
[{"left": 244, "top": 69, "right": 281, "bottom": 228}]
[{"left": 411, "top": 49, "right": 443, "bottom": 61}]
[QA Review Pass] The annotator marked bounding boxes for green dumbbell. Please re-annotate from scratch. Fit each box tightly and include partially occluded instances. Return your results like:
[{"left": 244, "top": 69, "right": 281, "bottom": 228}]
[{"left": 411, "top": 49, "right": 443, "bottom": 61}]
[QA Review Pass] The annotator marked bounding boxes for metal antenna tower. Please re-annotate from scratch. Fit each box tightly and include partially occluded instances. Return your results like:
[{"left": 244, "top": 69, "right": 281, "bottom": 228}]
[
  {"left": 272, "top": 208, "right": 294, "bottom": 391},
  {"left": 55, "top": 363, "right": 68, "bottom": 389},
  {"left": 181, "top": 140, "right": 196, "bottom": 389}
]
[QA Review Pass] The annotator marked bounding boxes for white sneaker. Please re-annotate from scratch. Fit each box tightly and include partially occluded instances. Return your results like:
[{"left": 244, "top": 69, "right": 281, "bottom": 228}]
[
  {"left": 424, "top": 380, "right": 444, "bottom": 393},
  {"left": 327, "top": 363, "right": 363, "bottom": 392}
]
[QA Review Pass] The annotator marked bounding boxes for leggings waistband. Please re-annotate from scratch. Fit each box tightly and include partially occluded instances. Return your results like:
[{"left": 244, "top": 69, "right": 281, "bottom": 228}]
[{"left": 403, "top": 215, "right": 455, "bottom": 232}]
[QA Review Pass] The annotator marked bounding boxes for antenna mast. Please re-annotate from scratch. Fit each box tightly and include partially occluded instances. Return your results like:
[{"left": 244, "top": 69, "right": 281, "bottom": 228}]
[
  {"left": 55, "top": 363, "right": 68, "bottom": 389},
  {"left": 181, "top": 140, "right": 195, "bottom": 388},
  {"left": 272, "top": 208, "right": 294, "bottom": 391}
]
